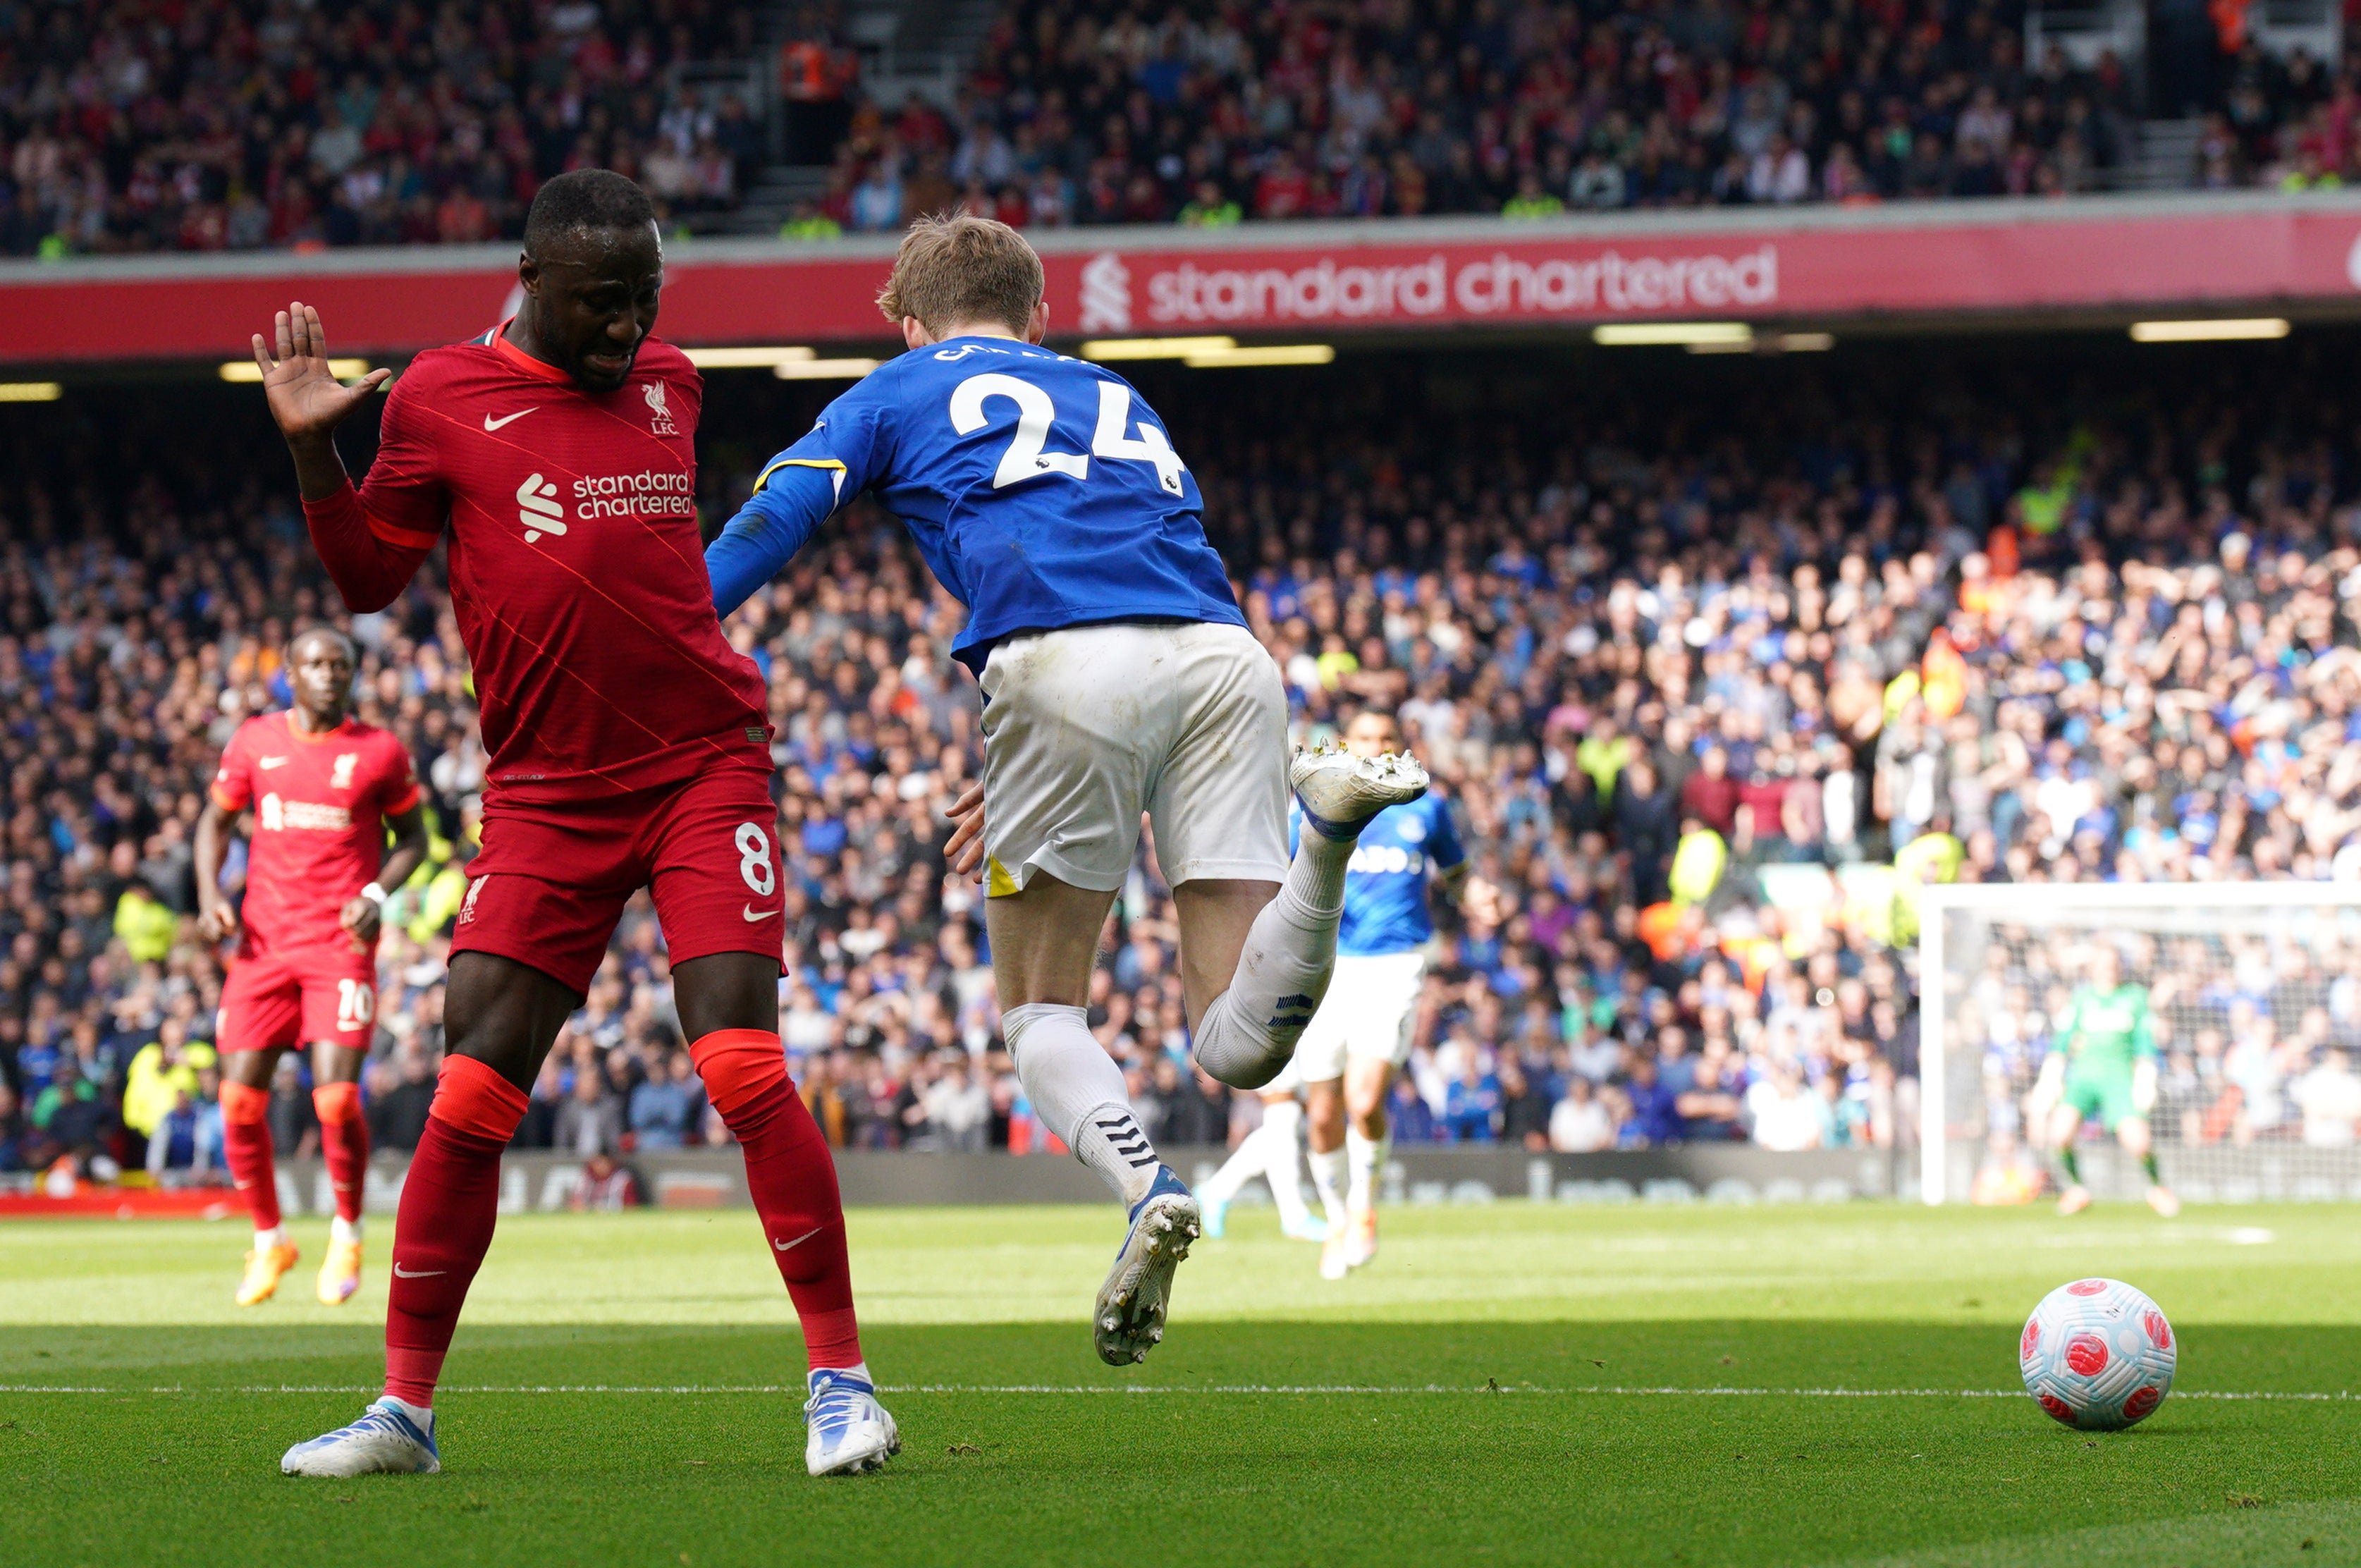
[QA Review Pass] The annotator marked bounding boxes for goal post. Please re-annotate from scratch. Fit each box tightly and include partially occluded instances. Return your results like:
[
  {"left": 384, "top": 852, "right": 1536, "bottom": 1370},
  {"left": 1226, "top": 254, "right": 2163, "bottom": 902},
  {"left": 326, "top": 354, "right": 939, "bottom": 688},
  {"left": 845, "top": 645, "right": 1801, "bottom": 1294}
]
[{"left": 1918, "top": 882, "right": 2361, "bottom": 1206}]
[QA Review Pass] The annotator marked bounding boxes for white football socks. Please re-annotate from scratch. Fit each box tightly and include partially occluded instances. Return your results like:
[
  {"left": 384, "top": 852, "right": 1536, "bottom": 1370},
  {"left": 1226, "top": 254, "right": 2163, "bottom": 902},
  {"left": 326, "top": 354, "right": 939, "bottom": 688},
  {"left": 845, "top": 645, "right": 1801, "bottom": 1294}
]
[
  {"left": 1258, "top": 1099, "right": 1315, "bottom": 1232},
  {"left": 331, "top": 1215, "right": 362, "bottom": 1246},
  {"left": 255, "top": 1224, "right": 288, "bottom": 1253},
  {"left": 1308, "top": 1143, "right": 1349, "bottom": 1230},
  {"left": 1002, "top": 1002, "right": 1162, "bottom": 1209},
  {"left": 1191, "top": 831, "right": 1354, "bottom": 1089},
  {"left": 1347, "top": 1127, "right": 1390, "bottom": 1211},
  {"left": 1198, "top": 1119, "right": 1270, "bottom": 1206}
]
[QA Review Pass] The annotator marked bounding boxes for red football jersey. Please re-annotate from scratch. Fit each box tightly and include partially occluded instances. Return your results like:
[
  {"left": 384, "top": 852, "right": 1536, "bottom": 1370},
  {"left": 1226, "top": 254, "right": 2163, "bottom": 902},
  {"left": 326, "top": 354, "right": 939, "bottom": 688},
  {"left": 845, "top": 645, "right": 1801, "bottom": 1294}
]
[
  {"left": 211, "top": 712, "right": 421, "bottom": 957},
  {"left": 337, "top": 325, "right": 768, "bottom": 804}
]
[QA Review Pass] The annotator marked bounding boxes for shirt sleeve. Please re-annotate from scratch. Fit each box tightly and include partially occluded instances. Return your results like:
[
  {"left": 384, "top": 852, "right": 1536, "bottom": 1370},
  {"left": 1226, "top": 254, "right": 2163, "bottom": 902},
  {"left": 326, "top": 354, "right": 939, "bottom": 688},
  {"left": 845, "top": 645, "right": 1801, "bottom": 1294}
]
[
  {"left": 1427, "top": 795, "right": 1466, "bottom": 871},
  {"left": 2131, "top": 992, "right": 2158, "bottom": 1058},
  {"left": 210, "top": 724, "right": 252, "bottom": 811},
  {"left": 349, "top": 373, "right": 450, "bottom": 552},
  {"left": 377, "top": 735, "right": 423, "bottom": 816},
  {"left": 706, "top": 379, "right": 893, "bottom": 617}
]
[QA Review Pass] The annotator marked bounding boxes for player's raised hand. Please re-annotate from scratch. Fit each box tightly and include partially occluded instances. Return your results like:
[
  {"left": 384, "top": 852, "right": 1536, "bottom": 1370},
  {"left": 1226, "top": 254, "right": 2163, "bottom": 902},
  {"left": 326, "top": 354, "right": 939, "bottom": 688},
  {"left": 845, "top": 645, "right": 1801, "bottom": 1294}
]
[
  {"left": 252, "top": 302, "right": 391, "bottom": 442},
  {"left": 943, "top": 780, "right": 986, "bottom": 883}
]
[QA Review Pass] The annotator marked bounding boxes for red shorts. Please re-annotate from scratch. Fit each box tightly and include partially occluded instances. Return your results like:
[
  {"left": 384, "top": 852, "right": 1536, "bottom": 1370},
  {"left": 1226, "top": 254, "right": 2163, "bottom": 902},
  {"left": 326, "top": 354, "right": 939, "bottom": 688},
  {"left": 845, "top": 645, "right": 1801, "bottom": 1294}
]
[
  {"left": 453, "top": 759, "right": 785, "bottom": 996},
  {"left": 218, "top": 943, "right": 378, "bottom": 1053}
]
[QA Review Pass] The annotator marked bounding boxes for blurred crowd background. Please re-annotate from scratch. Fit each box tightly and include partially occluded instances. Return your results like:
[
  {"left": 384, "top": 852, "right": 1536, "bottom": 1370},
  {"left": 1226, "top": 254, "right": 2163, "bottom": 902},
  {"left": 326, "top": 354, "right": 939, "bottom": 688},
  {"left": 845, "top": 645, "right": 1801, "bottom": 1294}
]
[
  {"left": 1, "top": 0, "right": 2353, "bottom": 259},
  {"left": 7, "top": 331, "right": 2361, "bottom": 1195}
]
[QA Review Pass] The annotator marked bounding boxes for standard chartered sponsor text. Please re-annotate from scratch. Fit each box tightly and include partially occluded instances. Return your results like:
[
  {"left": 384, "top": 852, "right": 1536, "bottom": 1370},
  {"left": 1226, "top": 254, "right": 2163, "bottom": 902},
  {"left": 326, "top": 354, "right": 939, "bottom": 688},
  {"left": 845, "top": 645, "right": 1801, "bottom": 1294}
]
[
  {"left": 571, "top": 470, "right": 697, "bottom": 521},
  {"left": 1141, "top": 245, "right": 1778, "bottom": 324}
]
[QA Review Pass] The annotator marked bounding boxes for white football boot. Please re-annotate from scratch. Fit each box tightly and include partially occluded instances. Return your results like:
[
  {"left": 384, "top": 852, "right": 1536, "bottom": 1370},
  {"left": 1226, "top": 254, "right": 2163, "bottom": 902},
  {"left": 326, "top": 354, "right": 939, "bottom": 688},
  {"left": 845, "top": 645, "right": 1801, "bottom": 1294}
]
[
  {"left": 1095, "top": 1166, "right": 1201, "bottom": 1366},
  {"left": 1290, "top": 744, "right": 1430, "bottom": 838},
  {"left": 804, "top": 1367, "right": 900, "bottom": 1476},
  {"left": 281, "top": 1397, "right": 439, "bottom": 1476}
]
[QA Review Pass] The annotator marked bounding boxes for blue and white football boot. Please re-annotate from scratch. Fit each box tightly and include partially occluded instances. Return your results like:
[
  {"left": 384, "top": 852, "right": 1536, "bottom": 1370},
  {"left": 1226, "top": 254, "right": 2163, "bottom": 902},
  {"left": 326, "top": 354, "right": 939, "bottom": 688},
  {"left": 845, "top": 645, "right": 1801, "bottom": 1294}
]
[
  {"left": 1199, "top": 1190, "right": 1228, "bottom": 1239},
  {"left": 1289, "top": 743, "right": 1430, "bottom": 839},
  {"left": 1094, "top": 1166, "right": 1201, "bottom": 1366},
  {"left": 280, "top": 1397, "right": 439, "bottom": 1476},
  {"left": 804, "top": 1367, "right": 900, "bottom": 1476}
]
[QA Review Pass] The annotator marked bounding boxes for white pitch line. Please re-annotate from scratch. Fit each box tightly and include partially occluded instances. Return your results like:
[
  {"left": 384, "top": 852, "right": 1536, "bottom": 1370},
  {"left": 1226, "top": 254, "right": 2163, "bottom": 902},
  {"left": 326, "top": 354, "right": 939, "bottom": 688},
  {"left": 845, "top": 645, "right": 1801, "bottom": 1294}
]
[{"left": 0, "top": 1383, "right": 2350, "bottom": 1400}]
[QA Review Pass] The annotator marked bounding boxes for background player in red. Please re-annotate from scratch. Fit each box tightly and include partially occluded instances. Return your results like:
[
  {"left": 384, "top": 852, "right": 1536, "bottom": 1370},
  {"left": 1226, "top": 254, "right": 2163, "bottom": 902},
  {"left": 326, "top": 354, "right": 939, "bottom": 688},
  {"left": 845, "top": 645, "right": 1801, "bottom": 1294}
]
[
  {"left": 255, "top": 170, "right": 895, "bottom": 1481},
  {"left": 197, "top": 626, "right": 428, "bottom": 1307}
]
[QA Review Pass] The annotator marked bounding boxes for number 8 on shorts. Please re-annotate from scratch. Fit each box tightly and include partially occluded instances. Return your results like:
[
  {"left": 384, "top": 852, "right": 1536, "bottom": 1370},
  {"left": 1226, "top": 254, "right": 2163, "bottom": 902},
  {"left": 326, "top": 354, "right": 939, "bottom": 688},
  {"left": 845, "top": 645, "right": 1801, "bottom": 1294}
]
[{"left": 736, "top": 821, "right": 775, "bottom": 897}]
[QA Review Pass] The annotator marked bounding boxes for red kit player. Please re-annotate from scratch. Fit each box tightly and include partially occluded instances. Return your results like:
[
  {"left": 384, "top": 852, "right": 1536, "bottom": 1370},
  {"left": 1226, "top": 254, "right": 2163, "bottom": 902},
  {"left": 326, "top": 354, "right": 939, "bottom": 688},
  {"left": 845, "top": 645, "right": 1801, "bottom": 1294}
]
[
  {"left": 195, "top": 626, "right": 428, "bottom": 1308},
  {"left": 257, "top": 171, "right": 894, "bottom": 1481}
]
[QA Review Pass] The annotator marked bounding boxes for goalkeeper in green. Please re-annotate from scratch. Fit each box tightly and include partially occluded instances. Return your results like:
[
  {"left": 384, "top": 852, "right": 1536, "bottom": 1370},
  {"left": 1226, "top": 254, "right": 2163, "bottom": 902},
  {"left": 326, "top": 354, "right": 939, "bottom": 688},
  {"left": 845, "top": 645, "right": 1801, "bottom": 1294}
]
[{"left": 2033, "top": 945, "right": 2180, "bottom": 1218}]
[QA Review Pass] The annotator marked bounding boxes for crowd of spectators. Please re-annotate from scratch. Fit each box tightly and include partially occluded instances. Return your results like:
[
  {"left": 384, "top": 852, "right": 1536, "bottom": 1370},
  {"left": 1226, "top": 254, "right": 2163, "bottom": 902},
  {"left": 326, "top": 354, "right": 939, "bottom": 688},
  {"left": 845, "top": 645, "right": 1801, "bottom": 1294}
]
[
  {"left": 6, "top": 333, "right": 2361, "bottom": 1196},
  {"left": 813, "top": 0, "right": 2344, "bottom": 234},
  {"left": 7, "top": 0, "right": 2354, "bottom": 261},
  {"left": 0, "top": 0, "right": 766, "bottom": 257}
]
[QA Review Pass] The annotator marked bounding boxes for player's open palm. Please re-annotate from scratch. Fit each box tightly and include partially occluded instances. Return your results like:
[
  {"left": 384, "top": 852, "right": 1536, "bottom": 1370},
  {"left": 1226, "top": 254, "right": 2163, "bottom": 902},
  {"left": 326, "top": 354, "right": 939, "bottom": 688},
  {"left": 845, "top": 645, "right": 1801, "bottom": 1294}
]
[{"left": 252, "top": 302, "right": 391, "bottom": 440}]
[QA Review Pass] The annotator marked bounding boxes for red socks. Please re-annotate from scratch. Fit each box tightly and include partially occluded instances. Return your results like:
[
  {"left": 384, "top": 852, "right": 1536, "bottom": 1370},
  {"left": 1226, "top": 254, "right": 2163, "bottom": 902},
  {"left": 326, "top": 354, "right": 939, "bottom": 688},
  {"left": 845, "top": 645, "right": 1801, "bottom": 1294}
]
[
  {"left": 691, "top": 1029, "right": 864, "bottom": 1371},
  {"left": 312, "top": 1081, "right": 369, "bottom": 1225},
  {"left": 384, "top": 1055, "right": 527, "bottom": 1408},
  {"left": 219, "top": 1080, "right": 279, "bottom": 1232}
]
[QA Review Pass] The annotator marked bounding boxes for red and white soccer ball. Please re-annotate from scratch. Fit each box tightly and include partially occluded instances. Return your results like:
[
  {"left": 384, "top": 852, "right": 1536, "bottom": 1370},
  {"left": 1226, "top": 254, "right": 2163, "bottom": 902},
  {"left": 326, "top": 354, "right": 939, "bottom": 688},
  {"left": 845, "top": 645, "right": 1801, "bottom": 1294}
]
[{"left": 2019, "top": 1278, "right": 2176, "bottom": 1431}]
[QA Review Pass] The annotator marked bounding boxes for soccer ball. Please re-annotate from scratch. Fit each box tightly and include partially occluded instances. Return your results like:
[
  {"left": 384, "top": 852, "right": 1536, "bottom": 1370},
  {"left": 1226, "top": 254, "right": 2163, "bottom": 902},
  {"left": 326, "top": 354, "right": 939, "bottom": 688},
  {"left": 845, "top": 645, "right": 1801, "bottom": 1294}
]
[{"left": 2019, "top": 1278, "right": 2176, "bottom": 1431}]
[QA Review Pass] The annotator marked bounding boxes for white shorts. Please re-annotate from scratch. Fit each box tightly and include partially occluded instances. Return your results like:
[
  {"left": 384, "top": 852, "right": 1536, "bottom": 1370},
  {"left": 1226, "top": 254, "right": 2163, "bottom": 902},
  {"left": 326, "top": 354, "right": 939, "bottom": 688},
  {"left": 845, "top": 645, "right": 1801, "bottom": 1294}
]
[
  {"left": 978, "top": 620, "right": 1289, "bottom": 895},
  {"left": 1268, "top": 950, "right": 1426, "bottom": 1091}
]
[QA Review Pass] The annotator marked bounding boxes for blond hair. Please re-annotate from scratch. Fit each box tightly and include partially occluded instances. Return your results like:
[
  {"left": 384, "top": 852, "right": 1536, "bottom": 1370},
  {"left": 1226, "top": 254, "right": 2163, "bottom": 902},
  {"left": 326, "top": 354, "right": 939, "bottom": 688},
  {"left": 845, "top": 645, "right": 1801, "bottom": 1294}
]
[{"left": 875, "top": 214, "right": 1045, "bottom": 337}]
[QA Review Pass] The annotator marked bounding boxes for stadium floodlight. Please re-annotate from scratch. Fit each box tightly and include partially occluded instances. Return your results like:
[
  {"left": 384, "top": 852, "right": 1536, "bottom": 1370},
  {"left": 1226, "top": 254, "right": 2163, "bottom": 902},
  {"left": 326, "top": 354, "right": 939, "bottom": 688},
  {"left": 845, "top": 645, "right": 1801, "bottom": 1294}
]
[
  {"left": 0, "top": 381, "right": 61, "bottom": 401},
  {"left": 1594, "top": 321, "right": 1752, "bottom": 346},
  {"left": 773, "top": 357, "right": 880, "bottom": 379},
  {"left": 1182, "top": 344, "right": 1336, "bottom": 367},
  {"left": 1917, "top": 881, "right": 2361, "bottom": 1206},
  {"left": 220, "top": 358, "right": 372, "bottom": 382},
  {"left": 684, "top": 345, "right": 817, "bottom": 369},
  {"left": 2128, "top": 318, "right": 2290, "bottom": 343},
  {"left": 1081, "top": 336, "right": 1239, "bottom": 360},
  {"left": 1688, "top": 331, "right": 1837, "bottom": 355}
]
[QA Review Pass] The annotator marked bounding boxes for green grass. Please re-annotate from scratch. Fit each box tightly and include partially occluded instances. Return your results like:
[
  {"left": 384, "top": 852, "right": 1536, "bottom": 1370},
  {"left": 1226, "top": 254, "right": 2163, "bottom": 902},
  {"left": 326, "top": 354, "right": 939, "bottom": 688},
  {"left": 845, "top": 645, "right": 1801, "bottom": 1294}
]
[{"left": 4, "top": 1203, "right": 2358, "bottom": 1567}]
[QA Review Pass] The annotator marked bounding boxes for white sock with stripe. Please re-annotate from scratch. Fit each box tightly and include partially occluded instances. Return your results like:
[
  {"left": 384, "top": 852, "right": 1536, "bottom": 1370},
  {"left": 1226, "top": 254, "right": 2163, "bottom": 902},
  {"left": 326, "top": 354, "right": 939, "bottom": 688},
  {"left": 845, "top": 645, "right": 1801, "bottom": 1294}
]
[{"left": 1003, "top": 1002, "right": 1162, "bottom": 1208}]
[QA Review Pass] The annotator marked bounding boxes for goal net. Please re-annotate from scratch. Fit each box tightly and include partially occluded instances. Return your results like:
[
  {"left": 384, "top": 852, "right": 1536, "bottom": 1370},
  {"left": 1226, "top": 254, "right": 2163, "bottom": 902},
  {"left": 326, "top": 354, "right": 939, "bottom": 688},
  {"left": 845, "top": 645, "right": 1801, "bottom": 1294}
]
[{"left": 1918, "top": 883, "right": 2361, "bottom": 1205}]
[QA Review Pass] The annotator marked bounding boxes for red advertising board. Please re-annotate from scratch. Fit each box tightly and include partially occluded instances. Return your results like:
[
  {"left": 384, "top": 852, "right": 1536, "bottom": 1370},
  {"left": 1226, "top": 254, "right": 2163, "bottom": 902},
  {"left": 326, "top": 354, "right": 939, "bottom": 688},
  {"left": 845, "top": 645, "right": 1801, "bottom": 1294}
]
[{"left": 4, "top": 195, "right": 2360, "bottom": 365}]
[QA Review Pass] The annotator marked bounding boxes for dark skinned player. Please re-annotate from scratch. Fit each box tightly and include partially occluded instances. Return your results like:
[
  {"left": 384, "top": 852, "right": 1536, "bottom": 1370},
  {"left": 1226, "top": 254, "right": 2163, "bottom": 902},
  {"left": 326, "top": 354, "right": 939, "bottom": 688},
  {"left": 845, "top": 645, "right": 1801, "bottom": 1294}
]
[
  {"left": 196, "top": 625, "right": 428, "bottom": 1306},
  {"left": 257, "top": 170, "right": 895, "bottom": 1480}
]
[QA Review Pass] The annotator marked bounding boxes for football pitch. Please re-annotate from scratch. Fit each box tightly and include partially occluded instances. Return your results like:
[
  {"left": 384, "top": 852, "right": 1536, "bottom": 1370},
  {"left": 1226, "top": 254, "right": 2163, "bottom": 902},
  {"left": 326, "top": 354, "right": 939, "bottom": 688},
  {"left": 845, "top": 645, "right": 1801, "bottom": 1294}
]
[{"left": 4, "top": 1202, "right": 2357, "bottom": 1567}]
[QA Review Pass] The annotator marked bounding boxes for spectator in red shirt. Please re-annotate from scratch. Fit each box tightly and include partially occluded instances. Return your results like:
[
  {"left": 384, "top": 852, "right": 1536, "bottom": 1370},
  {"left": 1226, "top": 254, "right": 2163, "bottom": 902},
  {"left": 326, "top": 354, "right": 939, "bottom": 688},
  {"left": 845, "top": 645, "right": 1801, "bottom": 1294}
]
[
  {"left": 1734, "top": 757, "right": 1794, "bottom": 863},
  {"left": 1679, "top": 745, "right": 1741, "bottom": 838}
]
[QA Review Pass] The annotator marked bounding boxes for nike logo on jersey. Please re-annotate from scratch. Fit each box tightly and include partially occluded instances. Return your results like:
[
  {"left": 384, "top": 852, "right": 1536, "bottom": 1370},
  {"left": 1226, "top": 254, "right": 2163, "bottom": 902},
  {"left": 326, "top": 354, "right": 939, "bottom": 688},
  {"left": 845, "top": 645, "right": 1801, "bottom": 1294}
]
[
  {"left": 484, "top": 408, "right": 537, "bottom": 431},
  {"left": 392, "top": 1263, "right": 447, "bottom": 1278},
  {"left": 773, "top": 1227, "right": 823, "bottom": 1252},
  {"left": 257, "top": 757, "right": 289, "bottom": 769},
  {"left": 743, "top": 904, "right": 779, "bottom": 921}
]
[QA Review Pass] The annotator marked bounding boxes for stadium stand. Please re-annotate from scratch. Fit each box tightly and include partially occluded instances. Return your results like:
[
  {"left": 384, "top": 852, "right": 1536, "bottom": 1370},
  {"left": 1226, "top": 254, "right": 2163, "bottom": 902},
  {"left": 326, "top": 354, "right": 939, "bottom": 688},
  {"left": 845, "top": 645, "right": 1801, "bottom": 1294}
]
[
  {"left": 3, "top": 0, "right": 2348, "bottom": 256},
  {"left": 4, "top": 330, "right": 2358, "bottom": 1189},
  {"left": 810, "top": 0, "right": 2348, "bottom": 231},
  {"left": 0, "top": 0, "right": 771, "bottom": 256}
]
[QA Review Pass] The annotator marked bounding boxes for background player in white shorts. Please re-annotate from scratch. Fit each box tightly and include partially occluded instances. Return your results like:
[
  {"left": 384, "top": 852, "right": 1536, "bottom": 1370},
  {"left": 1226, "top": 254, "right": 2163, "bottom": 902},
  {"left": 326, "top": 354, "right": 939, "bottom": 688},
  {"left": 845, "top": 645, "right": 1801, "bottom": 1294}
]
[
  {"left": 708, "top": 215, "right": 1428, "bottom": 1364},
  {"left": 1289, "top": 709, "right": 1499, "bottom": 1280}
]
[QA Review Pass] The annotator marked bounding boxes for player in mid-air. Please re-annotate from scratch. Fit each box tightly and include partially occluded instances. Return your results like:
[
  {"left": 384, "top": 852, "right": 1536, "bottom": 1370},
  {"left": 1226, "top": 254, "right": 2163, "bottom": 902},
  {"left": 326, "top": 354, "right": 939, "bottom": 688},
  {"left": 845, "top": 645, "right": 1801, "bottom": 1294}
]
[
  {"left": 195, "top": 627, "right": 427, "bottom": 1308},
  {"left": 1286, "top": 708, "right": 1497, "bottom": 1279},
  {"left": 706, "top": 214, "right": 1428, "bottom": 1364},
  {"left": 2035, "top": 944, "right": 2179, "bottom": 1218},
  {"left": 253, "top": 169, "right": 894, "bottom": 1479}
]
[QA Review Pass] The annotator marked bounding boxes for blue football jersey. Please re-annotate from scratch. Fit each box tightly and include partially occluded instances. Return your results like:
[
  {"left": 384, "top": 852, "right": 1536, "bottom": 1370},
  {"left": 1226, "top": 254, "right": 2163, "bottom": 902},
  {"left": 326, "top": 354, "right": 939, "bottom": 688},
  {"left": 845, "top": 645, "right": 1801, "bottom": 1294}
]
[
  {"left": 1290, "top": 791, "right": 1465, "bottom": 957},
  {"left": 706, "top": 336, "right": 1244, "bottom": 673}
]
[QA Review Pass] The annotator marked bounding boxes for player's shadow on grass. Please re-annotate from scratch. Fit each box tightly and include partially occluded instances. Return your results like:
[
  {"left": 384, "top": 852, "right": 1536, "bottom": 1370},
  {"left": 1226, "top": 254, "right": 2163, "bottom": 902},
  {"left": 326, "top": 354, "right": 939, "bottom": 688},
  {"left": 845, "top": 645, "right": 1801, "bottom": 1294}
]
[{"left": 6, "top": 1321, "right": 2346, "bottom": 1395}]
